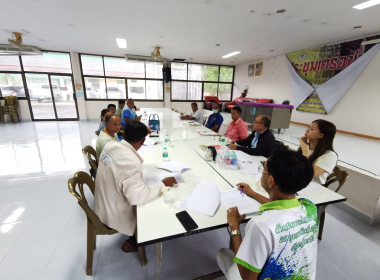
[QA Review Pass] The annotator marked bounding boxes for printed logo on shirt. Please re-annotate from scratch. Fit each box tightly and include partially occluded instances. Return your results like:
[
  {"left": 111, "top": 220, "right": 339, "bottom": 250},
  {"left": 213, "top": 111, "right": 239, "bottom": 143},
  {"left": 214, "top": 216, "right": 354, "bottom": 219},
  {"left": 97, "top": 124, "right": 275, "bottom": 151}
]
[{"left": 100, "top": 148, "right": 115, "bottom": 166}]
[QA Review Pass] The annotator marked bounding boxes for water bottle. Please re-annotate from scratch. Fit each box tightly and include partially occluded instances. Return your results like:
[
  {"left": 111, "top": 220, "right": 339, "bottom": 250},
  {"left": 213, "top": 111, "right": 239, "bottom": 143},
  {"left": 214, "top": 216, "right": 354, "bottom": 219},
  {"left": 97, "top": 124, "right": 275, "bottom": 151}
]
[
  {"left": 163, "top": 147, "right": 169, "bottom": 161},
  {"left": 165, "top": 134, "right": 170, "bottom": 146},
  {"left": 224, "top": 151, "right": 232, "bottom": 169},
  {"left": 231, "top": 151, "right": 238, "bottom": 170},
  {"left": 220, "top": 134, "right": 226, "bottom": 143},
  {"left": 142, "top": 111, "right": 148, "bottom": 125}
]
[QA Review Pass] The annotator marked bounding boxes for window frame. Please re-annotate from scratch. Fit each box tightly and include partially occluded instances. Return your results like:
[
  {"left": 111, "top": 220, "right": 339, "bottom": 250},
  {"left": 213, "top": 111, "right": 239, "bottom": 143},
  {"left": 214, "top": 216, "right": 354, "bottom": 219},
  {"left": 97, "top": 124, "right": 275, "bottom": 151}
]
[
  {"left": 0, "top": 50, "right": 79, "bottom": 121},
  {"left": 79, "top": 53, "right": 164, "bottom": 102},
  {"left": 170, "top": 62, "right": 234, "bottom": 102}
]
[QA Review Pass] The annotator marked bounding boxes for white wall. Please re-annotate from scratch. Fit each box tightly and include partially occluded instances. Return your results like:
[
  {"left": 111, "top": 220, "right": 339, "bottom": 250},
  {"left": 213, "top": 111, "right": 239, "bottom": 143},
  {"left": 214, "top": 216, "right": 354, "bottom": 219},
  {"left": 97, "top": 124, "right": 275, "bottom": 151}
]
[{"left": 233, "top": 52, "right": 380, "bottom": 138}]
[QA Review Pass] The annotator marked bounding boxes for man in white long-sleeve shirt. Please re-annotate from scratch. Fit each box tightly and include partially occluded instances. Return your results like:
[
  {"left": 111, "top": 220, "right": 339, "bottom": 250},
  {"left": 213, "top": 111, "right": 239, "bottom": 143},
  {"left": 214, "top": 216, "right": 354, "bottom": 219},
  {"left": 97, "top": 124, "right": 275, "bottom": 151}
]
[{"left": 94, "top": 121, "right": 177, "bottom": 252}]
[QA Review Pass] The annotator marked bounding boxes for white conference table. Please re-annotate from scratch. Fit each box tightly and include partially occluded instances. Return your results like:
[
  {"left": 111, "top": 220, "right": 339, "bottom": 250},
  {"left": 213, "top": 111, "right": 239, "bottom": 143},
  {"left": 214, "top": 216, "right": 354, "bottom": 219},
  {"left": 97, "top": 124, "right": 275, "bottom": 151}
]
[{"left": 136, "top": 108, "right": 346, "bottom": 279}]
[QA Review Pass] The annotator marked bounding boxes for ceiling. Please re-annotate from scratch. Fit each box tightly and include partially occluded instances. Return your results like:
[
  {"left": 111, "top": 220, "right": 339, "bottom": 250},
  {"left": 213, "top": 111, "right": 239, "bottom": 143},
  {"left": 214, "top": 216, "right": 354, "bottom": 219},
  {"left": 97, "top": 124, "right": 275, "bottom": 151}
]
[{"left": 1, "top": 0, "right": 380, "bottom": 66}]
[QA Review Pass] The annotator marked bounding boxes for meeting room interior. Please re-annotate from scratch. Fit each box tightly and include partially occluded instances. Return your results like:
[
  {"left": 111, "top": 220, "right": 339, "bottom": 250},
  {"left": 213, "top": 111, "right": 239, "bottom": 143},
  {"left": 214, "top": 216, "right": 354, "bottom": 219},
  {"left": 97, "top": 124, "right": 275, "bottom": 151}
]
[{"left": 1, "top": 1, "right": 380, "bottom": 280}]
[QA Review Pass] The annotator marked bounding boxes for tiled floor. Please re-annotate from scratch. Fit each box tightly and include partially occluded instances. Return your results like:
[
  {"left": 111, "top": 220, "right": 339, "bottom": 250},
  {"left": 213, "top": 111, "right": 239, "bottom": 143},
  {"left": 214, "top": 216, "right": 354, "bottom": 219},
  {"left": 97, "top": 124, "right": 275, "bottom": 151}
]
[{"left": 0, "top": 121, "right": 380, "bottom": 280}]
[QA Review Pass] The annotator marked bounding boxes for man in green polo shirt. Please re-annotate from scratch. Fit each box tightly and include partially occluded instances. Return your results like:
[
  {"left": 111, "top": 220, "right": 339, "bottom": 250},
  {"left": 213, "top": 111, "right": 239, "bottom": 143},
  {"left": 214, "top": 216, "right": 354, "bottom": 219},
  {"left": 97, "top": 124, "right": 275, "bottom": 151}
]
[{"left": 217, "top": 149, "right": 317, "bottom": 280}]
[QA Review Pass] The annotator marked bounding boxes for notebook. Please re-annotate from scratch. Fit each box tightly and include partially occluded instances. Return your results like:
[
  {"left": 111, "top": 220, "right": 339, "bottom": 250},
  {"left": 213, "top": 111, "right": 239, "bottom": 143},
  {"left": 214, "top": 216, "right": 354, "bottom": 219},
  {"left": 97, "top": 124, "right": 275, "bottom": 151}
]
[{"left": 220, "top": 188, "right": 261, "bottom": 215}]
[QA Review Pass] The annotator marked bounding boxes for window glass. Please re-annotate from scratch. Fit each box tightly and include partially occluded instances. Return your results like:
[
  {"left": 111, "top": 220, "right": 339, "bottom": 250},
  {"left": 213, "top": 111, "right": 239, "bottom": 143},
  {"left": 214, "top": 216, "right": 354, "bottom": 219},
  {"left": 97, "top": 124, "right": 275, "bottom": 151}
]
[
  {"left": 146, "top": 61, "right": 163, "bottom": 79},
  {"left": 146, "top": 80, "right": 163, "bottom": 99},
  {"left": 0, "top": 73, "right": 25, "bottom": 97},
  {"left": 171, "top": 63, "right": 187, "bottom": 80},
  {"left": 81, "top": 55, "right": 104, "bottom": 76},
  {"left": 106, "top": 78, "right": 126, "bottom": 99},
  {"left": 22, "top": 52, "right": 72, "bottom": 73},
  {"left": 84, "top": 77, "right": 106, "bottom": 99},
  {"left": 219, "top": 66, "right": 233, "bottom": 82},
  {"left": 127, "top": 79, "right": 145, "bottom": 99},
  {"left": 171, "top": 81, "right": 187, "bottom": 100},
  {"left": 218, "top": 83, "right": 232, "bottom": 101},
  {"left": 203, "top": 83, "right": 218, "bottom": 97},
  {"left": 187, "top": 82, "right": 202, "bottom": 100},
  {"left": 0, "top": 56, "right": 21, "bottom": 71},
  {"left": 104, "top": 57, "right": 145, "bottom": 78},
  {"left": 188, "top": 64, "right": 218, "bottom": 81}
]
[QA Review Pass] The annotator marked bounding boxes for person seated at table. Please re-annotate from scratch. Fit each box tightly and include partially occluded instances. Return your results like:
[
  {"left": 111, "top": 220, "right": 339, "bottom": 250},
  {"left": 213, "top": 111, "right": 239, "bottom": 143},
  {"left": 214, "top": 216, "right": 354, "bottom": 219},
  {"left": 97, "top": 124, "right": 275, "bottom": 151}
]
[
  {"left": 299, "top": 119, "right": 337, "bottom": 185},
  {"left": 229, "top": 115, "right": 275, "bottom": 158},
  {"left": 107, "top": 104, "right": 116, "bottom": 114},
  {"left": 96, "top": 108, "right": 109, "bottom": 136},
  {"left": 217, "top": 149, "right": 316, "bottom": 280},
  {"left": 121, "top": 98, "right": 141, "bottom": 126},
  {"left": 94, "top": 121, "right": 177, "bottom": 252},
  {"left": 116, "top": 99, "right": 125, "bottom": 117},
  {"left": 96, "top": 113, "right": 121, "bottom": 160},
  {"left": 180, "top": 102, "right": 203, "bottom": 124},
  {"left": 205, "top": 103, "right": 224, "bottom": 132},
  {"left": 225, "top": 106, "right": 249, "bottom": 141}
]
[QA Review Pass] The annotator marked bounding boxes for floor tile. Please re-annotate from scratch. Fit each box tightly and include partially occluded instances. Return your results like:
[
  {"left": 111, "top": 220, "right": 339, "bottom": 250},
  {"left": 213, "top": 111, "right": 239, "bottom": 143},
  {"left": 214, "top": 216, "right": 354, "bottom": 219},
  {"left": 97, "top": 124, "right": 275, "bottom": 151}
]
[
  {"left": 14, "top": 214, "right": 72, "bottom": 247},
  {"left": 0, "top": 201, "right": 47, "bottom": 224},
  {"left": 0, "top": 221, "right": 31, "bottom": 249},
  {"left": 0, "top": 248, "right": 10, "bottom": 263},
  {"left": 0, "top": 190, "right": 23, "bottom": 206},
  {"left": 0, "top": 177, "right": 40, "bottom": 192},
  {"left": 34, "top": 197, "right": 79, "bottom": 219},
  {"left": 316, "top": 254, "right": 350, "bottom": 280},
  {"left": 0, "top": 240, "right": 59, "bottom": 280},
  {"left": 97, "top": 233, "right": 136, "bottom": 266},
  {"left": 43, "top": 235, "right": 102, "bottom": 278},
  {"left": 0, "top": 205, "right": 10, "bottom": 216},
  {"left": 96, "top": 255, "right": 147, "bottom": 280}
]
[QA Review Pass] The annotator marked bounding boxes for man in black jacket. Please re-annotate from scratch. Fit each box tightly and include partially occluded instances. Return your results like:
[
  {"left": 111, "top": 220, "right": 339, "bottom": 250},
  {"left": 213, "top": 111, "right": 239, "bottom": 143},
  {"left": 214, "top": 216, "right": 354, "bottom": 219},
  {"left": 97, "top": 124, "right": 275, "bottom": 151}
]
[{"left": 229, "top": 115, "right": 275, "bottom": 158}]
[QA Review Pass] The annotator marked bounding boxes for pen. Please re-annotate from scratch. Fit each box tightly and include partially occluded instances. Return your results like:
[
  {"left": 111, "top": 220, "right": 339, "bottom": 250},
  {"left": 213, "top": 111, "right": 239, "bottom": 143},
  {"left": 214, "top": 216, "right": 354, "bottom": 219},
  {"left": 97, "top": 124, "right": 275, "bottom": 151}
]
[{"left": 240, "top": 182, "right": 244, "bottom": 194}]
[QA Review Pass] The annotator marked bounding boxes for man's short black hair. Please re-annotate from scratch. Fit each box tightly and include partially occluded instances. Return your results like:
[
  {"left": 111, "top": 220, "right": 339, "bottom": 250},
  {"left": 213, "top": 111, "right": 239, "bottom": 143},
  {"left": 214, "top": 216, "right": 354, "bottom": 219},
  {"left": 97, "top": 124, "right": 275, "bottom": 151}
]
[
  {"left": 118, "top": 100, "right": 125, "bottom": 105},
  {"left": 101, "top": 108, "right": 109, "bottom": 117},
  {"left": 191, "top": 102, "right": 198, "bottom": 107},
  {"left": 267, "top": 150, "right": 314, "bottom": 195},
  {"left": 261, "top": 116, "right": 271, "bottom": 128},
  {"left": 232, "top": 106, "right": 242, "bottom": 114},
  {"left": 107, "top": 104, "right": 116, "bottom": 109},
  {"left": 123, "top": 121, "right": 148, "bottom": 143}
]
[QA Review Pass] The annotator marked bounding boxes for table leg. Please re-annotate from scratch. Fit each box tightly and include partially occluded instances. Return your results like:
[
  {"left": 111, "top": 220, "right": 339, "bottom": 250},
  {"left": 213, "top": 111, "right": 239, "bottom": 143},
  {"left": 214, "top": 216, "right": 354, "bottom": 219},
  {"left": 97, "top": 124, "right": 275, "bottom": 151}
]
[{"left": 155, "top": 242, "right": 162, "bottom": 280}]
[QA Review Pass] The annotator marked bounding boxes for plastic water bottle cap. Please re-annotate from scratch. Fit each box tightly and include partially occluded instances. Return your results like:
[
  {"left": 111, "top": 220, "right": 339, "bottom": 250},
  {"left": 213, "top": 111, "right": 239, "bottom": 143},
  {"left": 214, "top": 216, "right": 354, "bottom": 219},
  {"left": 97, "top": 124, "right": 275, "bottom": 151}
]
[{"left": 164, "top": 147, "right": 167, "bottom": 150}]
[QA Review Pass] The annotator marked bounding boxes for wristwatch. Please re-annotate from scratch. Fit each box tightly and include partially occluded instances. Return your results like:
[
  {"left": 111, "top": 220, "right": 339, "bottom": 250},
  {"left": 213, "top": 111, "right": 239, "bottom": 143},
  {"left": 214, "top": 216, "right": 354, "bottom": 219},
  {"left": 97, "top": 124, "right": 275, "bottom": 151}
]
[{"left": 231, "top": 229, "right": 241, "bottom": 236}]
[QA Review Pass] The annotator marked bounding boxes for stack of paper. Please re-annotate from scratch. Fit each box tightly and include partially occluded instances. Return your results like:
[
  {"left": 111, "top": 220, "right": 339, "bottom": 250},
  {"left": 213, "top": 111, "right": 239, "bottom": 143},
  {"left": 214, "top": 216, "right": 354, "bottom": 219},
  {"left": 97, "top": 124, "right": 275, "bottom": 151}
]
[
  {"left": 233, "top": 150, "right": 253, "bottom": 163},
  {"left": 144, "top": 138, "right": 157, "bottom": 146},
  {"left": 181, "top": 181, "right": 220, "bottom": 216},
  {"left": 238, "top": 162, "right": 259, "bottom": 175},
  {"left": 220, "top": 188, "right": 261, "bottom": 215},
  {"left": 143, "top": 172, "right": 181, "bottom": 185},
  {"left": 138, "top": 145, "right": 158, "bottom": 153},
  {"left": 197, "top": 131, "right": 217, "bottom": 136},
  {"left": 156, "top": 160, "right": 191, "bottom": 173}
]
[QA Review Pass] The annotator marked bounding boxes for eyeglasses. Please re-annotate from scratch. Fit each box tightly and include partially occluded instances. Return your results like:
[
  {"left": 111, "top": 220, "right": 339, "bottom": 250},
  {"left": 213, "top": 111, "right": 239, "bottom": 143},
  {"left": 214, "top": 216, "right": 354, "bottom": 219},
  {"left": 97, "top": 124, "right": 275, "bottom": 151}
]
[
  {"left": 258, "top": 165, "right": 270, "bottom": 176},
  {"left": 253, "top": 121, "right": 263, "bottom": 124}
]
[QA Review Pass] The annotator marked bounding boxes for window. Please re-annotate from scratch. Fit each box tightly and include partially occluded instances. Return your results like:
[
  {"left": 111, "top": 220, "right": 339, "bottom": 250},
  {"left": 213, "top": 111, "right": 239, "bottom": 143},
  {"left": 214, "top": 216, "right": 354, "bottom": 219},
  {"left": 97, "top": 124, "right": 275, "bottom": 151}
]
[
  {"left": 171, "top": 63, "right": 187, "bottom": 80},
  {"left": 0, "top": 73, "right": 25, "bottom": 97},
  {"left": 0, "top": 56, "right": 21, "bottom": 71},
  {"left": 80, "top": 54, "right": 163, "bottom": 100},
  {"left": 171, "top": 63, "right": 234, "bottom": 101},
  {"left": 22, "top": 52, "right": 72, "bottom": 73}
]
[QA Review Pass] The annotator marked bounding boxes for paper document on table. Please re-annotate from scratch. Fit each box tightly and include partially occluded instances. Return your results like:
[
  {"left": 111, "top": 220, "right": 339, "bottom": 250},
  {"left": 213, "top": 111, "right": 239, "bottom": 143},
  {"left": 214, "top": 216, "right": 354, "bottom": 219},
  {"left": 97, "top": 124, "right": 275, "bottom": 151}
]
[
  {"left": 143, "top": 172, "right": 181, "bottom": 185},
  {"left": 138, "top": 145, "right": 158, "bottom": 153},
  {"left": 234, "top": 150, "right": 254, "bottom": 163},
  {"left": 181, "top": 181, "right": 220, "bottom": 216},
  {"left": 197, "top": 131, "right": 217, "bottom": 136},
  {"left": 238, "top": 162, "right": 259, "bottom": 175},
  {"left": 144, "top": 138, "right": 157, "bottom": 146},
  {"left": 298, "top": 181, "right": 320, "bottom": 195},
  {"left": 156, "top": 160, "right": 191, "bottom": 173},
  {"left": 220, "top": 188, "right": 261, "bottom": 215}
]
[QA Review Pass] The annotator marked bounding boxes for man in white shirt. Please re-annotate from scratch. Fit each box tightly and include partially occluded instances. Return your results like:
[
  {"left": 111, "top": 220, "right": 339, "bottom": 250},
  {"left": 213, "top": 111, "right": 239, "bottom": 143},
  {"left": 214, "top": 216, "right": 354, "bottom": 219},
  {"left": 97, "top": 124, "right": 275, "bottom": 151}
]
[
  {"left": 217, "top": 150, "right": 317, "bottom": 280},
  {"left": 94, "top": 121, "right": 177, "bottom": 252},
  {"left": 180, "top": 102, "right": 203, "bottom": 124},
  {"left": 96, "top": 113, "right": 121, "bottom": 160}
]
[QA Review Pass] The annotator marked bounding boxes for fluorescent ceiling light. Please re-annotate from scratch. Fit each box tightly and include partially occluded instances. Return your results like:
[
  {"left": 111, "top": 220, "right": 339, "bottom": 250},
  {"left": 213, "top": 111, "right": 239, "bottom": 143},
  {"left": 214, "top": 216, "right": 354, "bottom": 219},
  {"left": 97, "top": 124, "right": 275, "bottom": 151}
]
[
  {"left": 116, "top": 38, "right": 127, "bottom": 48},
  {"left": 361, "top": 38, "right": 380, "bottom": 45},
  {"left": 353, "top": 0, "right": 380, "bottom": 10},
  {"left": 222, "top": 51, "right": 241, "bottom": 58}
]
